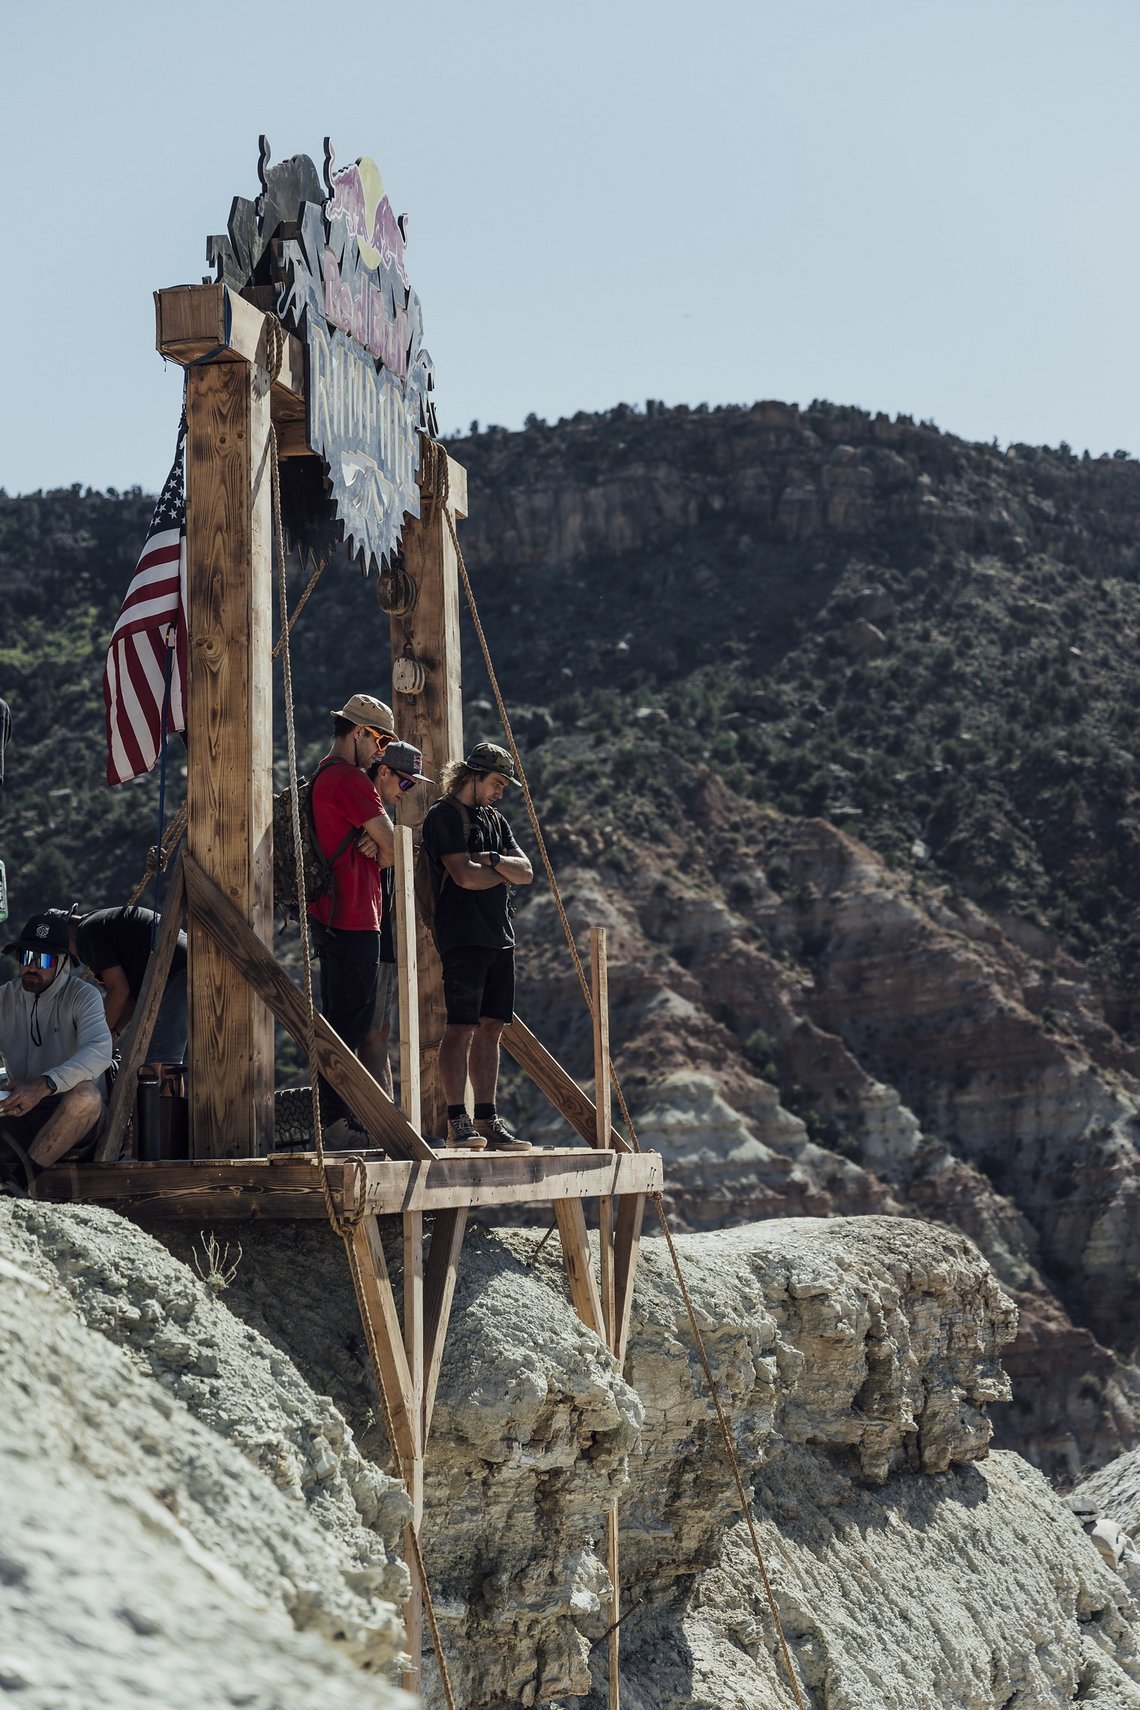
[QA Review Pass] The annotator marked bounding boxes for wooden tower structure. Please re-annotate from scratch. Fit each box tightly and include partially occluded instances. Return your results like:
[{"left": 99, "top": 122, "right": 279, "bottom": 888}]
[{"left": 40, "top": 144, "right": 660, "bottom": 1705}]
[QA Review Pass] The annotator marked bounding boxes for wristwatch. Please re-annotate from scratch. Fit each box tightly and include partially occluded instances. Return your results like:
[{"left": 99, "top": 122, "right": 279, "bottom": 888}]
[
  {"left": 43, "top": 1074, "right": 57, "bottom": 1095},
  {"left": 488, "top": 851, "right": 500, "bottom": 869}
]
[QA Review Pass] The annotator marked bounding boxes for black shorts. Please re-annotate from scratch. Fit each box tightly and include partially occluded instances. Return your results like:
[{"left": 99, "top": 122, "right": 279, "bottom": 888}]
[
  {"left": 441, "top": 946, "right": 515, "bottom": 1027},
  {"left": 0, "top": 1094, "right": 103, "bottom": 1161},
  {"left": 310, "top": 923, "right": 380, "bottom": 1053}
]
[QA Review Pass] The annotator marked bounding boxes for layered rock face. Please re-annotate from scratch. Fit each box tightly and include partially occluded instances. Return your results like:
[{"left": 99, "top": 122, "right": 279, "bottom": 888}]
[
  {"left": 0, "top": 1203, "right": 410, "bottom": 1710},
  {"left": 5, "top": 1199, "right": 1138, "bottom": 1707},
  {"left": 510, "top": 780, "right": 1140, "bottom": 1479},
  {"left": 153, "top": 1211, "right": 1136, "bottom": 1709}
]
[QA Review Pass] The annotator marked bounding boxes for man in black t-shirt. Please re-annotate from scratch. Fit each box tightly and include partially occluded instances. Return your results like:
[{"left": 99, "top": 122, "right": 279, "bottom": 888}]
[
  {"left": 67, "top": 904, "right": 188, "bottom": 1064},
  {"left": 420, "top": 742, "right": 534, "bottom": 1151}
]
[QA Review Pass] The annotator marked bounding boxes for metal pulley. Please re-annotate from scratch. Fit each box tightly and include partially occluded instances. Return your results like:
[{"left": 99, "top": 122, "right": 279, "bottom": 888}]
[
  {"left": 392, "top": 641, "right": 426, "bottom": 696},
  {"left": 377, "top": 564, "right": 418, "bottom": 615}
]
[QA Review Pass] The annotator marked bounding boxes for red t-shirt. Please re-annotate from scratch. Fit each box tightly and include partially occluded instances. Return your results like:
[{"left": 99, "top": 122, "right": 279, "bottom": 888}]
[{"left": 307, "top": 757, "right": 385, "bottom": 930}]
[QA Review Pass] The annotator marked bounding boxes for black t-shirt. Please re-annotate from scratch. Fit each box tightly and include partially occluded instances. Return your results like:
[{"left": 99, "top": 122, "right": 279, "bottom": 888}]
[
  {"left": 421, "top": 797, "right": 520, "bottom": 954},
  {"left": 75, "top": 906, "right": 188, "bottom": 1000}
]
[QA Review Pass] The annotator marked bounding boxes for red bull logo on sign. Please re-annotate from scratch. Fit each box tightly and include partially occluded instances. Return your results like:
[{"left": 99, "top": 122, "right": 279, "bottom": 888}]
[{"left": 326, "top": 158, "right": 409, "bottom": 287}]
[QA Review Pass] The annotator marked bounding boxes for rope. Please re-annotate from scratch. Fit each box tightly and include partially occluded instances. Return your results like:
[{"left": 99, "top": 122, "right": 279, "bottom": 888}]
[
  {"left": 270, "top": 409, "right": 459, "bottom": 1710},
  {"left": 128, "top": 803, "right": 189, "bottom": 907},
  {"left": 428, "top": 436, "right": 809, "bottom": 1710},
  {"left": 271, "top": 554, "right": 329, "bottom": 657}
]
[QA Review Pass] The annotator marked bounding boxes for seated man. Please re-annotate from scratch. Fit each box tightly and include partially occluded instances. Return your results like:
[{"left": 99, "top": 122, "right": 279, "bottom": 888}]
[
  {"left": 0, "top": 911, "right": 114, "bottom": 1189},
  {"left": 67, "top": 902, "right": 188, "bottom": 1064}
]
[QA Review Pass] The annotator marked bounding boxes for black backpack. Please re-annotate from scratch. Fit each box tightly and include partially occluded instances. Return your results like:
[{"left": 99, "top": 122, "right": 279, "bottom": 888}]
[
  {"left": 273, "top": 759, "right": 357, "bottom": 920},
  {"left": 414, "top": 798, "right": 478, "bottom": 947}
]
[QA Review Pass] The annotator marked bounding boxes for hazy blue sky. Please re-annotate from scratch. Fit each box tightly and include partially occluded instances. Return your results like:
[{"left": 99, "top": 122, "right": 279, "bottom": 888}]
[{"left": 3, "top": 0, "right": 1137, "bottom": 495}]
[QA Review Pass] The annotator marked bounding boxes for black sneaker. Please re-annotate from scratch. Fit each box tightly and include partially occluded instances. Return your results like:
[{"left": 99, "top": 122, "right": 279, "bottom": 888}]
[
  {"left": 446, "top": 1115, "right": 487, "bottom": 1150},
  {"left": 473, "top": 1116, "right": 532, "bottom": 1153}
]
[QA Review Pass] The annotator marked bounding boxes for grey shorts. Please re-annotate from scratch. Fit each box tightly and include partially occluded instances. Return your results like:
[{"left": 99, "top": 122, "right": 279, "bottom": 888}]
[{"left": 370, "top": 960, "right": 397, "bottom": 1032}]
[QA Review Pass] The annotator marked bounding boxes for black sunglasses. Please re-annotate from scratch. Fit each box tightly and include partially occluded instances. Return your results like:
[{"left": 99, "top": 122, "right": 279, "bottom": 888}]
[{"left": 393, "top": 774, "right": 416, "bottom": 792}]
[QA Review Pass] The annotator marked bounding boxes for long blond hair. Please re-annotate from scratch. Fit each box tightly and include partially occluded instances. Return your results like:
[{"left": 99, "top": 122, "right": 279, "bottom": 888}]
[{"left": 439, "top": 760, "right": 480, "bottom": 798}]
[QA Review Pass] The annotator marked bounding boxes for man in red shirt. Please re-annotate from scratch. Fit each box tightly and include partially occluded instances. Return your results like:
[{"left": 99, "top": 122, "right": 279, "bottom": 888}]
[{"left": 308, "top": 694, "right": 429, "bottom": 1136}]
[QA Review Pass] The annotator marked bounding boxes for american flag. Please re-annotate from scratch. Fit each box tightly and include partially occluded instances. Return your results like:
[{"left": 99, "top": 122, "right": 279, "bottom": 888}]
[{"left": 103, "top": 424, "right": 188, "bottom": 786}]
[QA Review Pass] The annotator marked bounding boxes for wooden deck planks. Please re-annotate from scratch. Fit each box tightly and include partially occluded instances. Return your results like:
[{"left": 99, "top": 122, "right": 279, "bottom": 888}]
[{"left": 36, "top": 1148, "right": 662, "bottom": 1218}]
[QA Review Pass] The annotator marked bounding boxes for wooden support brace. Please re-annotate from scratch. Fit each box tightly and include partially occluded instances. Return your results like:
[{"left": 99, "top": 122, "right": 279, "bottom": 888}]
[
  {"left": 403, "top": 1211, "right": 425, "bottom": 1456},
  {"left": 182, "top": 348, "right": 275, "bottom": 1158},
  {"left": 393, "top": 824, "right": 421, "bottom": 1135},
  {"left": 349, "top": 1217, "right": 420, "bottom": 1469},
  {"left": 155, "top": 284, "right": 306, "bottom": 401},
  {"left": 591, "top": 928, "right": 617, "bottom": 1348},
  {"left": 555, "top": 1198, "right": 605, "bottom": 1340},
  {"left": 612, "top": 1193, "right": 646, "bottom": 1369},
  {"left": 95, "top": 855, "right": 187, "bottom": 1164},
  {"left": 389, "top": 447, "right": 468, "bottom": 1141},
  {"left": 182, "top": 853, "right": 434, "bottom": 1162},
  {"left": 422, "top": 1207, "right": 467, "bottom": 1442},
  {"left": 607, "top": 1500, "right": 621, "bottom": 1710},
  {"left": 503, "top": 1015, "right": 631, "bottom": 1152},
  {"left": 401, "top": 1206, "right": 425, "bottom": 1697}
]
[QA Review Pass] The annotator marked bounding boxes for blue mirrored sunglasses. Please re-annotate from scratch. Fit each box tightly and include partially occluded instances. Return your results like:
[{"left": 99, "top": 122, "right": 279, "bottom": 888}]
[{"left": 19, "top": 949, "right": 61, "bottom": 970}]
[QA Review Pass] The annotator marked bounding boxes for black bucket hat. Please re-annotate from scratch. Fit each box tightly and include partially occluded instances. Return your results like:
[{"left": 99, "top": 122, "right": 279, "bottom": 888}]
[{"left": 4, "top": 909, "right": 73, "bottom": 958}]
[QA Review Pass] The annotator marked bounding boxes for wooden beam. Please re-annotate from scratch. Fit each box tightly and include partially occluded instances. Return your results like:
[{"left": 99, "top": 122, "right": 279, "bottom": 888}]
[
  {"left": 182, "top": 852, "right": 434, "bottom": 1162},
  {"left": 183, "top": 356, "right": 275, "bottom": 1157},
  {"left": 38, "top": 1148, "right": 662, "bottom": 1217},
  {"left": 154, "top": 284, "right": 305, "bottom": 401},
  {"left": 393, "top": 824, "right": 421, "bottom": 1135},
  {"left": 503, "top": 1016, "right": 631, "bottom": 1153},
  {"left": 95, "top": 855, "right": 187, "bottom": 1163},
  {"left": 388, "top": 446, "right": 468, "bottom": 1139},
  {"left": 403, "top": 1211, "right": 424, "bottom": 1453},
  {"left": 613, "top": 1193, "right": 645, "bottom": 1368},
  {"left": 273, "top": 418, "right": 314, "bottom": 459},
  {"left": 592, "top": 928, "right": 616, "bottom": 1350},
  {"left": 555, "top": 1198, "right": 605, "bottom": 1340},
  {"left": 350, "top": 1218, "right": 419, "bottom": 1469},
  {"left": 607, "top": 1500, "right": 621, "bottom": 1710},
  {"left": 358, "top": 1149, "right": 660, "bottom": 1213},
  {"left": 422, "top": 1206, "right": 467, "bottom": 1443},
  {"left": 37, "top": 1148, "right": 663, "bottom": 1217}
]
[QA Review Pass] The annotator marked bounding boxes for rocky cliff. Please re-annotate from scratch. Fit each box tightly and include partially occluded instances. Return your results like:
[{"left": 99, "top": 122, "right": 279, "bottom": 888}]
[
  {"left": 5, "top": 399, "right": 1140, "bottom": 1491},
  {"left": 509, "top": 778, "right": 1140, "bottom": 1482},
  {"left": 5, "top": 1199, "right": 1138, "bottom": 1709}
]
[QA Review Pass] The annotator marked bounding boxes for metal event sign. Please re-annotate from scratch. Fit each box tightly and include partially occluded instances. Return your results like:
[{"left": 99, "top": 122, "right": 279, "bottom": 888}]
[{"left": 210, "top": 138, "right": 436, "bottom": 572}]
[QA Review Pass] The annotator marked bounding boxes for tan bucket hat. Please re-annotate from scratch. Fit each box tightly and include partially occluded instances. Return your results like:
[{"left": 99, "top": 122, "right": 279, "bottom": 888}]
[{"left": 330, "top": 694, "right": 397, "bottom": 736}]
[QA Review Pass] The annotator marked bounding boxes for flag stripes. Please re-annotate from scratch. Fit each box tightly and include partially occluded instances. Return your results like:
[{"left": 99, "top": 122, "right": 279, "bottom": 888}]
[{"left": 103, "top": 429, "right": 189, "bottom": 786}]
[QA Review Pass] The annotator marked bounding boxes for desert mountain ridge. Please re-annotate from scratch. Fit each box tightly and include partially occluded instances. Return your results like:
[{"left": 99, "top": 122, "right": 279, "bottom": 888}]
[{"left": 2, "top": 397, "right": 1140, "bottom": 1482}]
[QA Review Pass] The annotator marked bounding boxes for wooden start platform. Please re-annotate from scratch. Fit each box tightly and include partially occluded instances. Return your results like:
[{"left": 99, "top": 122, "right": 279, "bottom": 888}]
[
  {"left": 68, "top": 142, "right": 659, "bottom": 1707},
  {"left": 40, "top": 1147, "right": 661, "bottom": 1220}
]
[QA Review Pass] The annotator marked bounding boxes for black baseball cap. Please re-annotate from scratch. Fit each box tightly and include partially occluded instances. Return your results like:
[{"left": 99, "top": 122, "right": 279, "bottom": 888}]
[{"left": 381, "top": 741, "right": 433, "bottom": 782}]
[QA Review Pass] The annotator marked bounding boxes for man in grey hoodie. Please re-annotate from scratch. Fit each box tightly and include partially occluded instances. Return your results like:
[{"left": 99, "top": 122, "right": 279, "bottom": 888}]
[{"left": 0, "top": 909, "right": 113, "bottom": 1186}]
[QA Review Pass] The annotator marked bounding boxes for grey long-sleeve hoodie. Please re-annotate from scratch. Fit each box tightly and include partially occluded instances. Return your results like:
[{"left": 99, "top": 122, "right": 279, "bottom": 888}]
[{"left": 0, "top": 967, "right": 113, "bottom": 1094}]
